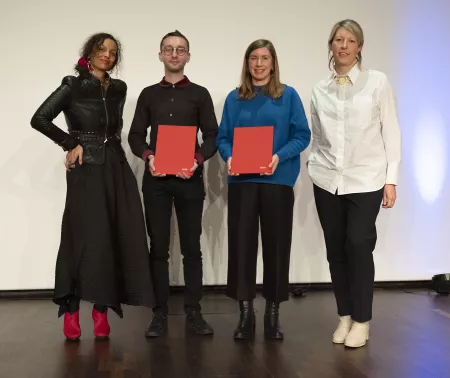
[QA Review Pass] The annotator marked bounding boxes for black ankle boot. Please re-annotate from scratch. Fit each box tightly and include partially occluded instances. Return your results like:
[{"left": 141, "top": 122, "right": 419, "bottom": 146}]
[
  {"left": 234, "top": 300, "right": 255, "bottom": 339},
  {"left": 264, "top": 301, "right": 284, "bottom": 340},
  {"left": 185, "top": 310, "right": 214, "bottom": 335},
  {"left": 144, "top": 311, "right": 168, "bottom": 338}
]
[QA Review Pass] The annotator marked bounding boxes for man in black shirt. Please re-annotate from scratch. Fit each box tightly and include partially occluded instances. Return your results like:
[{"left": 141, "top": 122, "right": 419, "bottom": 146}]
[{"left": 128, "top": 30, "right": 218, "bottom": 337}]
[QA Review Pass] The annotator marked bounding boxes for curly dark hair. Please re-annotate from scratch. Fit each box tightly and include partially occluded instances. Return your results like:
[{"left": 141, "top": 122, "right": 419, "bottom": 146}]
[{"left": 74, "top": 32, "right": 122, "bottom": 76}]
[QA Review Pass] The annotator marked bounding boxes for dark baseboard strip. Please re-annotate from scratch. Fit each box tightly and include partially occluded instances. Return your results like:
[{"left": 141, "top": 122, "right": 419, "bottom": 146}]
[{"left": 0, "top": 281, "right": 432, "bottom": 300}]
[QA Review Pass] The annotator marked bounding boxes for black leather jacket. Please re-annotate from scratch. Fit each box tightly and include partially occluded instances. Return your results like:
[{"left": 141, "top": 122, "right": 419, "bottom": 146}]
[{"left": 30, "top": 73, "right": 127, "bottom": 165}]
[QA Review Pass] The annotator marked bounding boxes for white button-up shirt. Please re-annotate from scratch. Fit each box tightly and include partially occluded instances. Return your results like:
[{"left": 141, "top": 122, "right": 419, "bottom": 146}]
[{"left": 307, "top": 64, "right": 402, "bottom": 195}]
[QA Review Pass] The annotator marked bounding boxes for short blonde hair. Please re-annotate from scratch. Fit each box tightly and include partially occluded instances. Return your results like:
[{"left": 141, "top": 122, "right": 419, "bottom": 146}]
[
  {"left": 328, "top": 19, "right": 364, "bottom": 69},
  {"left": 238, "top": 39, "right": 284, "bottom": 100}
]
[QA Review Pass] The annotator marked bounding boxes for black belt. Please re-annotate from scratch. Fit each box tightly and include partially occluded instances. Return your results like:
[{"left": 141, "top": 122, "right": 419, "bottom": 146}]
[{"left": 70, "top": 131, "right": 120, "bottom": 142}]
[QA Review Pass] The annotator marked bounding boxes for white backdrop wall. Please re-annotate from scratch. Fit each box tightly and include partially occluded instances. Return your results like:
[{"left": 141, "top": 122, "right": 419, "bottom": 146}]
[{"left": 1, "top": 0, "right": 450, "bottom": 290}]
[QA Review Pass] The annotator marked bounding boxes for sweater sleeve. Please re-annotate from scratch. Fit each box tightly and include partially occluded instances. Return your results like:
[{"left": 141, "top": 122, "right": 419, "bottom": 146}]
[
  {"left": 216, "top": 93, "right": 234, "bottom": 162},
  {"left": 30, "top": 76, "right": 79, "bottom": 151},
  {"left": 275, "top": 88, "right": 311, "bottom": 162}
]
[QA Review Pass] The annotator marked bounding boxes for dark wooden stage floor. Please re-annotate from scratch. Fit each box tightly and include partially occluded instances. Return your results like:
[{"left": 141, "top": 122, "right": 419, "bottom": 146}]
[{"left": 1, "top": 289, "right": 449, "bottom": 378}]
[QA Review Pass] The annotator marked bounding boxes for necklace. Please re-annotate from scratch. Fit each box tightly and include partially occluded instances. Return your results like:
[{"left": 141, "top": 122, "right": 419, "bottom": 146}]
[
  {"left": 91, "top": 72, "right": 110, "bottom": 87},
  {"left": 101, "top": 76, "right": 110, "bottom": 87},
  {"left": 335, "top": 75, "right": 350, "bottom": 85}
]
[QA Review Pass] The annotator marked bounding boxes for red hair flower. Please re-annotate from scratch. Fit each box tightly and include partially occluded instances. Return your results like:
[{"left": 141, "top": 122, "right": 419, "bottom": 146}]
[{"left": 77, "top": 57, "right": 89, "bottom": 69}]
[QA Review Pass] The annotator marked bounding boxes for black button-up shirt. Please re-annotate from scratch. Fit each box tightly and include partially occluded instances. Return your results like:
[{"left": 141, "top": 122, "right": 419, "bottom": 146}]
[{"left": 128, "top": 76, "right": 218, "bottom": 166}]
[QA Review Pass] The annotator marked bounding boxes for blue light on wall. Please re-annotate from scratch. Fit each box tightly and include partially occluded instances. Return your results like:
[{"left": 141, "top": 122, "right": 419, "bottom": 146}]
[
  {"left": 396, "top": 0, "right": 450, "bottom": 205},
  {"left": 390, "top": 0, "right": 450, "bottom": 282}
]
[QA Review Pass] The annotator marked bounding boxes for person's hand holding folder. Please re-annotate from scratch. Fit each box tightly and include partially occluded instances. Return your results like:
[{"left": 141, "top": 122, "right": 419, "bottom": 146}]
[
  {"left": 147, "top": 154, "right": 166, "bottom": 177},
  {"left": 228, "top": 154, "right": 279, "bottom": 176},
  {"left": 264, "top": 154, "right": 279, "bottom": 175},
  {"left": 177, "top": 159, "right": 198, "bottom": 179},
  {"left": 227, "top": 157, "right": 238, "bottom": 176},
  {"left": 148, "top": 154, "right": 198, "bottom": 178}
]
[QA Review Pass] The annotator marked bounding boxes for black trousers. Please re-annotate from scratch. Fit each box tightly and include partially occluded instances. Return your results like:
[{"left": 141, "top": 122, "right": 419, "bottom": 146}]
[
  {"left": 313, "top": 184, "right": 384, "bottom": 323},
  {"left": 142, "top": 173, "right": 205, "bottom": 314},
  {"left": 227, "top": 182, "right": 294, "bottom": 303}
]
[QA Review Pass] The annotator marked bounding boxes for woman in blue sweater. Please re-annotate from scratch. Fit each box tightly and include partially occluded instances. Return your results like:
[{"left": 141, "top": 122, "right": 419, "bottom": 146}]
[{"left": 217, "top": 39, "right": 311, "bottom": 339}]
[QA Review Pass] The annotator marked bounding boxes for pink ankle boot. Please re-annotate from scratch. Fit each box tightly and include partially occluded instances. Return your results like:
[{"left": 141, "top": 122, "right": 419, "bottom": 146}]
[{"left": 92, "top": 306, "right": 110, "bottom": 339}]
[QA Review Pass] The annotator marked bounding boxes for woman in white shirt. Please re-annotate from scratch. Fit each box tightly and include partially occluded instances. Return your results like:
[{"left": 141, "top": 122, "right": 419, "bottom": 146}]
[{"left": 308, "top": 19, "right": 401, "bottom": 348}]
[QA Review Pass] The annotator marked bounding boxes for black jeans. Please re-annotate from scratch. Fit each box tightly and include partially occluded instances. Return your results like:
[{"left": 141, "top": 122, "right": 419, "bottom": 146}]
[
  {"left": 142, "top": 172, "right": 205, "bottom": 314},
  {"left": 226, "top": 182, "right": 295, "bottom": 303},
  {"left": 313, "top": 184, "right": 384, "bottom": 322}
]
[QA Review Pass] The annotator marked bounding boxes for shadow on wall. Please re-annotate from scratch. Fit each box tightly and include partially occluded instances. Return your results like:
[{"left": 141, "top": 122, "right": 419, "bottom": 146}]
[
  {"left": 292, "top": 148, "right": 325, "bottom": 283},
  {"left": 202, "top": 99, "right": 228, "bottom": 284}
]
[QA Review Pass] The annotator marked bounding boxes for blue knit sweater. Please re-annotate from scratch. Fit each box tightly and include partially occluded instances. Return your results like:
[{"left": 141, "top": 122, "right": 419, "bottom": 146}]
[{"left": 216, "top": 85, "right": 311, "bottom": 187}]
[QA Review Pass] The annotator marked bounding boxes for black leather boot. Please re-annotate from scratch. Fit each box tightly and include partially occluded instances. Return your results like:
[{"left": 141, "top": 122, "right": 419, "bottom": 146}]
[
  {"left": 234, "top": 300, "right": 255, "bottom": 339},
  {"left": 264, "top": 301, "right": 284, "bottom": 339}
]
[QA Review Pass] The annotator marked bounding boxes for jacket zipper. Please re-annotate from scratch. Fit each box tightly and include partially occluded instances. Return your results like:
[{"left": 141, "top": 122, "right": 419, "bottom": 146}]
[{"left": 102, "top": 85, "right": 109, "bottom": 143}]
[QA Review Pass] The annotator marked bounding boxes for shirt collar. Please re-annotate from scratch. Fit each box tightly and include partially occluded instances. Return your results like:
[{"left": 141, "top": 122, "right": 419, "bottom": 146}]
[
  {"left": 327, "top": 63, "right": 361, "bottom": 86},
  {"left": 159, "top": 75, "right": 190, "bottom": 88}
]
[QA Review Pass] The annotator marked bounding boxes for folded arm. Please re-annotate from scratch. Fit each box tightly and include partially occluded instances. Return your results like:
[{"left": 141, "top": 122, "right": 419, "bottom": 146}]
[{"left": 30, "top": 76, "right": 79, "bottom": 151}]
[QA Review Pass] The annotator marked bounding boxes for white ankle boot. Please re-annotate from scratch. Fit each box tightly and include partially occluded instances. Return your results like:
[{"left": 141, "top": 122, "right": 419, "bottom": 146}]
[
  {"left": 332, "top": 315, "right": 352, "bottom": 344},
  {"left": 344, "top": 321, "right": 369, "bottom": 348}
]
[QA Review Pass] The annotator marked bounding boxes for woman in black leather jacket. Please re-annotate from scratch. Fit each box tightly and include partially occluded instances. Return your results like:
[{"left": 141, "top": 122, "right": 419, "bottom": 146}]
[{"left": 30, "top": 33, "right": 155, "bottom": 340}]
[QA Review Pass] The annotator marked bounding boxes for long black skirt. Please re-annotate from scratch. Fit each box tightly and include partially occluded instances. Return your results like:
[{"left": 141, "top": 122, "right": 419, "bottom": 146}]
[{"left": 54, "top": 147, "right": 155, "bottom": 317}]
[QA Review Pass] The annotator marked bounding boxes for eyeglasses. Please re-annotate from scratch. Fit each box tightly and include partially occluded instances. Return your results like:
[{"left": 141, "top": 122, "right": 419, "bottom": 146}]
[{"left": 161, "top": 47, "right": 188, "bottom": 56}]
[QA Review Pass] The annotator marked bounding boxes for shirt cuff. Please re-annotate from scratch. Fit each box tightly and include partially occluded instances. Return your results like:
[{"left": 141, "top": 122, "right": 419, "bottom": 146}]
[
  {"left": 386, "top": 163, "right": 400, "bottom": 185},
  {"left": 194, "top": 152, "right": 205, "bottom": 165},
  {"left": 142, "top": 150, "right": 154, "bottom": 161}
]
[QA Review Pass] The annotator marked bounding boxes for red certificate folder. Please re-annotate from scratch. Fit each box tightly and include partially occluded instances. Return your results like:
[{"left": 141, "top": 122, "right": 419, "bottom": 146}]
[
  {"left": 231, "top": 126, "right": 274, "bottom": 174},
  {"left": 154, "top": 125, "right": 197, "bottom": 176}
]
